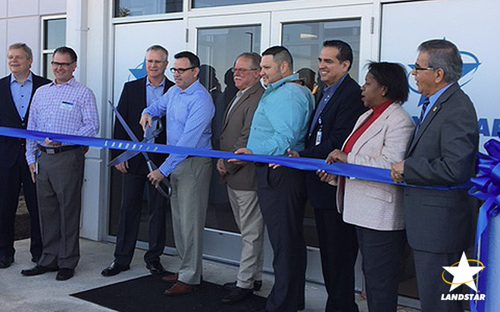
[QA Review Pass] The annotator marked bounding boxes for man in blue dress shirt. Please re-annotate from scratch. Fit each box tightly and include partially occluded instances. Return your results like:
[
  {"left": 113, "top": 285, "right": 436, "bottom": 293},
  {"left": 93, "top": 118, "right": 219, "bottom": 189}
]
[
  {"left": 234, "top": 46, "right": 314, "bottom": 312},
  {"left": 0, "top": 43, "right": 50, "bottom": 269},
  {"left": 140, "top": 51, "right": 214, "bottom": 296}
]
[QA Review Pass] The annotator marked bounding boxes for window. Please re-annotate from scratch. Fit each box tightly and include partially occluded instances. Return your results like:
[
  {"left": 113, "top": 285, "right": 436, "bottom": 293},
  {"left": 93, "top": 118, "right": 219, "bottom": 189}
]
[
  {"left": 114, "top": 0, "right": 182, "bottom": 17},
  {"left": 41, "top": 17, "right": 66, "bottom": 80},
  {"left": 192, "top": 0, "right": 291, "bottom": 8}
]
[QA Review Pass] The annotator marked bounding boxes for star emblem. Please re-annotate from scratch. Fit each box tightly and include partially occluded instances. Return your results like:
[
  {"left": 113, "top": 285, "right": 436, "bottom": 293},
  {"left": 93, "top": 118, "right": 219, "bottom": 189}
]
[
  {"left": 442, "top": 252, "right": 483, "bottom": 292},
  {"left": 128, "top": 58, "right": 147, "bottom": 80}
]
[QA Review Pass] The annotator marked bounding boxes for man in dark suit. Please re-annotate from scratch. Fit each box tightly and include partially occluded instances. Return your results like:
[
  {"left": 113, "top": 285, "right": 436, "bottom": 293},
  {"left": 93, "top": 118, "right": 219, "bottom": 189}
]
[
  {"left": 289, "top": 40, "right": 366, "bottom": 312},
  {"left": 102, "top": 45, "right": 174, "bottom": 276},
  {"left": 217, "top": 52, "right": 265, "bottom": 304},
  {"left": 0, "top": 43, "right": 50, "bottom": 268},
  {"left": 392, "top": 39, "right": 478, "bottom": 312}
]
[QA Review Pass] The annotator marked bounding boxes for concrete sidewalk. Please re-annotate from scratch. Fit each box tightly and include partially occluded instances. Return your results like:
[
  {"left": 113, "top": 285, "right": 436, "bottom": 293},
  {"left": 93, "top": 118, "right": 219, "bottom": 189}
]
[{"left": 0, "top": 239, "right": 419, "bottom": 312}]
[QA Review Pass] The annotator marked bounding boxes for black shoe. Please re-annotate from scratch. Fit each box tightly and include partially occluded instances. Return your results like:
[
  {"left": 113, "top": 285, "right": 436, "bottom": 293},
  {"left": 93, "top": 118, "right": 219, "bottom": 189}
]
[
  {"left": 21, "top": 265, "right": 58, "bottom": 276},
  {"left": 101, "top": 261, "right": 130, "bottom": 276},
  {"left": 146, "top": 261, "right": 165, "bottom": 275},
  {"left": 221, "top": 287, "right": 253, "bottom": 304},
  {"left": 298, "top": 301, "right": 305, "bottom": 311},
  {"left": 223, "top": 280, "right": 262, "bottom": 291},
  {"left": 56, "top": 268, "right": 74, "bottom": 281},
  {"left": 0, "top": 256, "right": 14, "bottom": 269}
]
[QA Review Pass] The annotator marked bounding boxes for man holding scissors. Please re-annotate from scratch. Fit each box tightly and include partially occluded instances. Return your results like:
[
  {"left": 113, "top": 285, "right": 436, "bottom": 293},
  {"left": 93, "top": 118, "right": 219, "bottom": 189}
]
[
  {"left": 140, "top": 51, "right": 214, "bottom": 296},
  {"left": 102, "top": 45, "right": 174, "bottom": 277}
]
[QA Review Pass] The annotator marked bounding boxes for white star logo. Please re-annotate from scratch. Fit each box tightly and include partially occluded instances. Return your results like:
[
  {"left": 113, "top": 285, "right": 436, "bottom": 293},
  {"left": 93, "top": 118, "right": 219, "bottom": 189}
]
[{"left": 442, "top": 252, "right": 484, "bottom": 292}]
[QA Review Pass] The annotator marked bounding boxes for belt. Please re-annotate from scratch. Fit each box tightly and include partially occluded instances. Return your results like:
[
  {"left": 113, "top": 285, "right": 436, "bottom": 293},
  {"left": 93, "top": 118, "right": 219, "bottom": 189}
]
[{"left": 38, "top": 145, "right": 81, "bottom": 154}]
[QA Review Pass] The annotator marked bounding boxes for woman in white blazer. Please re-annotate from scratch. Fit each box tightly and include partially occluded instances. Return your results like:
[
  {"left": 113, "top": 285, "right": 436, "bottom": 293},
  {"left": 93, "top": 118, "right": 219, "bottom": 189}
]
[{"left": 318, "top": 62, "right": 414, "bottom": 312}]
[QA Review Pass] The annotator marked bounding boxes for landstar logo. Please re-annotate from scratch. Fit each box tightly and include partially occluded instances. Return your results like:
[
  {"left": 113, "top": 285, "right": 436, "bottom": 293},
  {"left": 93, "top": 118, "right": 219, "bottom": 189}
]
[
  {"left": 128, "top": 58, "right": 147, "bottom": 81},
  {"left": 440, "top": 252, "right": 485, "bottom": 301}
]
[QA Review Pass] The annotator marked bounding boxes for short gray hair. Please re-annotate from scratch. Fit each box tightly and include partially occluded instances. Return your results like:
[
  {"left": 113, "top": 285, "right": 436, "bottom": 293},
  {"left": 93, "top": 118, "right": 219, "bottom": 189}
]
[
  {"left": 418, "top": 39, "right": 462, "bottom": 83},
  {"left": 8, "top": 42, "right": 33, "bottom": 60},
  {"left": 236, "top": 52, "right": 261, "bottom": 70},
  {"left": 146, "top": 45, "right": 169, "bottom": 62}
]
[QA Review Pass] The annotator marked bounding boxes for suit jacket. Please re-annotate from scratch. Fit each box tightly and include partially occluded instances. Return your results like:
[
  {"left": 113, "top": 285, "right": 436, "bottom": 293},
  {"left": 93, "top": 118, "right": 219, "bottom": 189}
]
[
  {"left": 403, "top": 82, "right": 478, "bottom": 253},
  {"left": 112, "top": 76, "right": 174, "bottom": 174},
  {"left": 336, "top": 103, "right": 414, "bottom": 231},
  {"left": 300, "top": 74, "right": 367, "bottom": 209},
  {"left": 0, "top": 73, "right": 51, "bottom": 168},
  {"left": 220, "top": 82, "right": 264, "bottom": 190}
]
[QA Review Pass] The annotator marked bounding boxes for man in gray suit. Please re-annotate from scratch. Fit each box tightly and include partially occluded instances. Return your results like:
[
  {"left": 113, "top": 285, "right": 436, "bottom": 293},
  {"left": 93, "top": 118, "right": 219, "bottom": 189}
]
[
  {"left": 216, "top": 52, "right": 265, "bottom": 304},
  {"left": 391, "top": 39, "right": 478, "bottom": 312}
]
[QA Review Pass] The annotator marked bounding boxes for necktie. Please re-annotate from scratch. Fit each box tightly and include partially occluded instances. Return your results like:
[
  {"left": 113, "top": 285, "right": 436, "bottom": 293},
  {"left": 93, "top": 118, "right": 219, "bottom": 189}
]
[{"left": 414, "top": 97, "right": 430, "bottom": 135}]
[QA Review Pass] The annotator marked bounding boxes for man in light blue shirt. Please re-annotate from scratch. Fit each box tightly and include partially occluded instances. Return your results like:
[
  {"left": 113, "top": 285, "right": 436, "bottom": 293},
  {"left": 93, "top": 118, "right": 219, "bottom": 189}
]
[
  {"left": 140, "top": 51, "right": 214, "bottom": 296},
  {"left": 234, "top": 46, "right": 314, "bottom": 312},
  {"left": 0, "top": 43, "right": 50, "bottom": 269}
]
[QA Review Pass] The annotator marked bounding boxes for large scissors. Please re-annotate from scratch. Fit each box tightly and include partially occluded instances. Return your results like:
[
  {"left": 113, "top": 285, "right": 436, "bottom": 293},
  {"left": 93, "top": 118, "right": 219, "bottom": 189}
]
[{"left": 108, "top": 100, "right": 172, "bottom": 198}]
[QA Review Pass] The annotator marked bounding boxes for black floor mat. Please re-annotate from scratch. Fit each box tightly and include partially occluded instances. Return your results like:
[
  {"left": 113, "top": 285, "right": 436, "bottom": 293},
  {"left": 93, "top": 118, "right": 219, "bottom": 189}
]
[{"left": 71, "top": 274, "right": 266, "bottom": 312}]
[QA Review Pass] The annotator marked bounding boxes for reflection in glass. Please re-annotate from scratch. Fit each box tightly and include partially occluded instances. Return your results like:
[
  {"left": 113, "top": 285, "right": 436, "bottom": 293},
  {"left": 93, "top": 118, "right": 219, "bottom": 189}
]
[
  {"left": 115, "top": 0, "right": 182, "bottom": 17},
  {"left": 282, "top": 19, "right": 361, "bottom": 83},
  {"left": 43, "top": 19, "right": 66, "bottom": 50},
  {"left": 193, "top": 0, "right": 290, "bottom": 8},
  {"left": 197, "top": 25, "right": 261, "bottom": 233}
]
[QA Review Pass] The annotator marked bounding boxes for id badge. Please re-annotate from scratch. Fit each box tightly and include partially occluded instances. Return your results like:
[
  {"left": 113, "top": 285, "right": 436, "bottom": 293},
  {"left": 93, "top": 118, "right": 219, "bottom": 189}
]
[
  {"left": 60, "top": 100, "right": 74, "bottom": 110},
  {"left": 315, "top": 129, "right": 322, "bottom": 146}
]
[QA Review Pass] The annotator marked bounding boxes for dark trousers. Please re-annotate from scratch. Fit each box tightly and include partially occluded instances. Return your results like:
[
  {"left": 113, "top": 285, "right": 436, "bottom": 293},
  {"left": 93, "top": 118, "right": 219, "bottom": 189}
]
[
  {"left": 255, "top": 166, "right": 306, "bottom": 312},
  {"left": 0, "top": 150, "right": 42, "bottom": 261},
  {"left": 315, "top": 209, "right": 359, "bottom": 312},
  {"left": 37, "top": 148, "right": 84, "bottom": 269},
  {"left": 356, "top": 227, "right": 405, "bottom": 312},
  {"left": 413, "top": 250, "right": 464, "bottom": 312},
  {"left": 114, "top": 172, "right": 167, "bottom": 265}
]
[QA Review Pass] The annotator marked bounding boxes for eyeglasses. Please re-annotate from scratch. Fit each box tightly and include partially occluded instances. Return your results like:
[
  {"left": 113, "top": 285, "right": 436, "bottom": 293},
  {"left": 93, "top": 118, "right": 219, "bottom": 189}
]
[
  {"left": 170, "top": 67, "right": 195, "bottom": 74},
  {"left": 413, "top": 64, "right": 436, "bottom": 71},
  {"left": 231, "top": 67, "right": 259, "bottom": 73},
  {"left": 51, "top": 61, "right": 74, "bottom": 67}
]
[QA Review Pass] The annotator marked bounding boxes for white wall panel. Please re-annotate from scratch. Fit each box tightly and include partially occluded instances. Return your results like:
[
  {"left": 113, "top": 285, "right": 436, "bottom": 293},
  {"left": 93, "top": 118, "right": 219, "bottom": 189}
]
[
  {"left": 7, "top": 0, "right": 38, "bottom": 17},
  {"left": 6, "top": 16, "right": 42, "bottom": 76},
  {"left": 40, "top": 0, "right": 66, "bottom": 15},
  {"left": 0, "top": 20, "right": 6, "bottom": 76}
]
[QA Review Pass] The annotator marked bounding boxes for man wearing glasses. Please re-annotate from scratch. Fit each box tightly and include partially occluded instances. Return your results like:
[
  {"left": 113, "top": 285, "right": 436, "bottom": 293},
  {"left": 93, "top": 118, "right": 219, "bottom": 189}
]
[
  {"left": 22, "top": 46, "right": 99, "bottom": 281},
  {"left": 216, "top": 52, "right": 265, "bottom": 304},
  {"left": 101, "top": 45, "right": 174, "bottom": 278},
  {"left": 0, "top": 43, "right": 50, "bottom": 269},
  {"left": 391, "top": 39, "right": 478, "bottom": 311},
  {"left": 140, "top": 51, "right": 214, "bottom": 296}
]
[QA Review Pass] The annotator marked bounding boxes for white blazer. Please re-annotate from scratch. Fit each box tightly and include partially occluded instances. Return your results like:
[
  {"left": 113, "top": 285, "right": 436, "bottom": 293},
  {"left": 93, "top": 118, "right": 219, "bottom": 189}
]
[{"left": 336, "top": 102, "right": 414, "bottom": 231}]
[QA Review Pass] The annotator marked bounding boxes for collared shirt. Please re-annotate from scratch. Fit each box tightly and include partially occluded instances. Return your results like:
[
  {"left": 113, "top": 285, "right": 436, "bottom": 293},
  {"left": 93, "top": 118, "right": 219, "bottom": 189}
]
[
  {"left": 10, "top": 72, "right": 33, "bottom": 119},
  {"left": 226, "top": 84, "right": 252, "bottom": 116},
  {"left": 143, "top": 79, "right": 214, "bottom": 176},
  {"left": 146, "top": 77, "right": 166, "bottom": 107},
  {"left": 25, "top": 77, "right": 100, "bottom": 164},
  {"left": 421, "top": 83, "right": 452, "bottom": 122},
  {"left": 247, "top": 74, "right": 314, "bottom": 155},
  {"left": 309, "top": 73, "right": 347, "bottom": 136}
]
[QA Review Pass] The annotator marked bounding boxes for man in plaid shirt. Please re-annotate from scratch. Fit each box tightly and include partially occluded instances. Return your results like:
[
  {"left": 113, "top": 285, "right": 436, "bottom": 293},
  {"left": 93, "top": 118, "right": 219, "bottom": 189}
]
[{"left": 22, "top": 46, "right": 99, "bottom": 281}]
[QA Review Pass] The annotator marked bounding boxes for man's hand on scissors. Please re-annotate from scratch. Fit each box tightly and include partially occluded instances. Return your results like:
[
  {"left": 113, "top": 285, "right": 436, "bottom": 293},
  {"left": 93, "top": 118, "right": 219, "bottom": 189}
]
[
  {"left": 139, "top": 113, "right": 153, "bottom": 131},
  {"left": 115, "top": 161, "right": 129, "bottom": 174},
  {"left": 148, "top": 169, "right": 165, "bottom": 187}
]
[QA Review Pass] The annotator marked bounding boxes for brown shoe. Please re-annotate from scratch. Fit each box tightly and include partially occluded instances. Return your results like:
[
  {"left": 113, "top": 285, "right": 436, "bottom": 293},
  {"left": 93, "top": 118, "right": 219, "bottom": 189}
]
[
  {"left": 161, "top": 272, "right": 178, "bottom": 283},
  {"left": 163, "top": 281, "right": 199, "bottom": 296}
]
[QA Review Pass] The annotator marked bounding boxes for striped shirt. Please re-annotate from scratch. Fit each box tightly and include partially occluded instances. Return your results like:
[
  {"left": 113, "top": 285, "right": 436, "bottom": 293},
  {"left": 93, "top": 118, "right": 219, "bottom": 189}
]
[{"left": 25, "top": 77, "right": 99, "bottom": 164}]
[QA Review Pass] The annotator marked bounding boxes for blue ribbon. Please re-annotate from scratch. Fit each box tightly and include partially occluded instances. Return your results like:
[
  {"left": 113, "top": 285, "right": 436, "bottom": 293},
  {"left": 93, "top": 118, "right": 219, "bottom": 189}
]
[
  {"left": 0, "top": 126, "right": 470, "bottom": 191},
  {"left": 468, "top": 139, "right": 500, "bottom": 312}
]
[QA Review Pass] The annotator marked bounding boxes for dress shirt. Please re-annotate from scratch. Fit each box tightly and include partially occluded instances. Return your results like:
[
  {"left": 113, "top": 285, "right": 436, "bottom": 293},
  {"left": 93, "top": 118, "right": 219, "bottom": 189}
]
[
  {"left": 146, "top": 77, "right": 166, "bottom": 106},
  {"left": 25, "top": 77, "right": 99, "bottom": 164},
  {"left": 10, "top": 72, "right": 33, "bottom": 119},
  {"left": 343, "top": 100, "right": 393, "bottom": 154},
  {"left": 247, "top": 74, "right": 314, "bottom": 155},
  {"left": 308, "top": 73, "right": 347, "bottom": 136},
  {"left": 420, "top": 83, "right": 452, "bottom": 122},
  {"left": 226, "top": 85, "right": 251, "bottom": 116},
  {"left": 143, "top": 79, "right": 214, "bottom": 177}
]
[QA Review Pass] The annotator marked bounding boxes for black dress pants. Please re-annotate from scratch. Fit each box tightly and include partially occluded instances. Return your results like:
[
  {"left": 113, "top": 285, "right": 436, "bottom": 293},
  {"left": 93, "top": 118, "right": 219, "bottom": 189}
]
[
  {"left": 0, "top": 151, "right": 42, "bottom": 261},
  {"left": 256, "top": 166, "right": 306, "bottom": 312},
  {"left": 114, "top": 172, "right": 168, "bottom": 265},
  {"left": 315, "top": 208, "right": 359, "bottom": 312}
]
